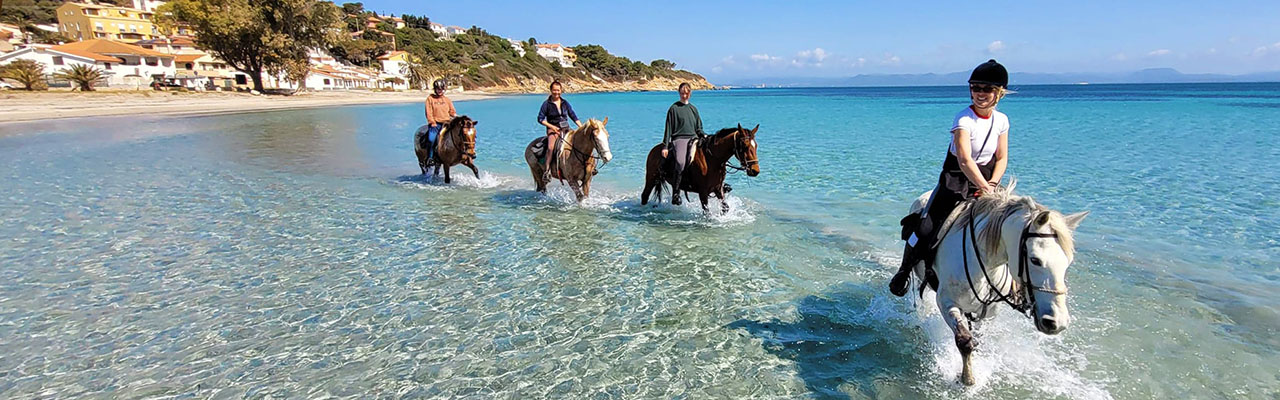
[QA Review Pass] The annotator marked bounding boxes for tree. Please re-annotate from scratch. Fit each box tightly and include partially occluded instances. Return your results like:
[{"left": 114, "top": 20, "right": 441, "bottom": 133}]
[
  {"left": 0, "top": 59, "right": 47, "bottom": 90},
  {"left": 54, "top": 64, "right": 105, "bottom": 91},
  {"left": 24, "top": 24, "right": 72, "bottom": 44},
  {"left": 1, "top": 0, "right": 61, "bottom": 26},
  {"left": 156, "top": 0, "right": 343, "bottom": 92},
  {"left": 650, "top": 59, "right": 675, "bottom": 70},
  {"left": 527, "top": 37, "right": 537, "bottom": 45},
  {"left": 340, "top": 2, "right": 363, "bottom": 15}
]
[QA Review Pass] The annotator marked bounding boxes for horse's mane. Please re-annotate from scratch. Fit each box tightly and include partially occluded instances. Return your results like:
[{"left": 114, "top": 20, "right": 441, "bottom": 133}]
[
  {"left": 714, "top": 127, "right": 739, "bottom": 137},
  {"left": 941, "top": 179, "right": 1077, "bottom": 260},
  {"left": 445, "top": 115, "right": 472, "bottom": 131}
]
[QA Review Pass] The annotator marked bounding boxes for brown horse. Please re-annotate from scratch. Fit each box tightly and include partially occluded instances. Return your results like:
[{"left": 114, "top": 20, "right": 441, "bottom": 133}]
[
  {"left": 641, "top": 124, "right": 760, "bottom": 213},
  {"left": 523, "top": 118, "right": 613, "bottom": 201},
  {"left": 414, "top": 115, "right": 479, "bottom": 184}
]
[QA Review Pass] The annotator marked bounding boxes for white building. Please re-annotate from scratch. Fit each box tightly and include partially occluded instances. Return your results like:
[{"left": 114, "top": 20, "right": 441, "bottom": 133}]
[
  {"left": 376, "top": 50, "right": 411, "bottom": 90},
  {"left": 506, "top": 38, "right": 526, "bottom": 57},
  {"left": 0, "top": 23, "right": 26, "bottom": 52},
  {"left": 131, "top": 0, "right": 166, "bottom": 12},
  {"left": 535, "top": 43, "right": 575, "bottom": 68},
  {"left": 0, "top": 39, "right": 175, "bottom": 89}
]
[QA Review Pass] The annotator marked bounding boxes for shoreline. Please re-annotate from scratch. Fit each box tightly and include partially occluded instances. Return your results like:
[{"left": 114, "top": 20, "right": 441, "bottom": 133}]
[{"left": 0, "top": 90, "right": 506, "bottom": 125}]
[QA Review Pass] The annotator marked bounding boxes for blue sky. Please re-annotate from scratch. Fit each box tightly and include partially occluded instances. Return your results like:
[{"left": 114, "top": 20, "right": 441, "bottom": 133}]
[{"left": 357, "top": 1, "right": 1280, "bottom": 80}]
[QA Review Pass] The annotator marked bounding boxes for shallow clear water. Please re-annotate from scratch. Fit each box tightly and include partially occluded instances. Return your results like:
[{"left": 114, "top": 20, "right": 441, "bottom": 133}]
[{"left": 0, "top": 83, "right": 1277, "bottom": 399}]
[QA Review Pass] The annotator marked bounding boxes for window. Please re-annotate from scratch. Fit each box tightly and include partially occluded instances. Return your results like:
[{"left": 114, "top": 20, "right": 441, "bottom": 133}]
[
  {"left": 52, "top": 56, "right": 64, "bottom": 66},
  {"left": 95, "top": 23, "right": 104, "bottom": 31},
  {"left": 104, "top": 63, "right": 112, "bottom": 70},
  {"left": 145, "top": 57, "right": 158, "bottom": 66},
  {"left": 185, "top": 63, "right": 193, "bottom": 70},
  {"left": 324, "top": 78, "right": 331, "bottom": 85}
]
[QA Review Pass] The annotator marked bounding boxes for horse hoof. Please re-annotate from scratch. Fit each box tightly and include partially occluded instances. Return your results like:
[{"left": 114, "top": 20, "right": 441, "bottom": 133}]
[{"left": 962, "top": 372, "right": 977, "bottom": 386}]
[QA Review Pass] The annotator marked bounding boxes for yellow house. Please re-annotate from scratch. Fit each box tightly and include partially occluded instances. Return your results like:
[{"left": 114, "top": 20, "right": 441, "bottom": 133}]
[{"left": 56, "top": 2, "right": 161, "bottom": 43}]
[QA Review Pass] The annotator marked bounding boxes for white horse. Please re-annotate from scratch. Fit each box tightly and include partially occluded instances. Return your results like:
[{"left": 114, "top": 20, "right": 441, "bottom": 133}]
[{"left": 904, "top": 181, "right": 1088, "bottom": 386}]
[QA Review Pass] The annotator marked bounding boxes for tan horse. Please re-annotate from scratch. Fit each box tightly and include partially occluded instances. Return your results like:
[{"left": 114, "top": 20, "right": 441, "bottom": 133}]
[
  {"left": 523, "top": 118, "right": 613, "bottom": 201},
  {"left": 414, "top": 116, "right": 479, "bottom": 184},
  {"left": 641, "top": 124, "right": 760, "bottom": 213}
]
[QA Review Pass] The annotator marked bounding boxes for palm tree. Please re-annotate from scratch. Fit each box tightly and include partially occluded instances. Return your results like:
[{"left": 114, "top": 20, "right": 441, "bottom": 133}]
[
  {"left": 0, "top": 59, "right": 47, "bottom": 91},
  {"left": 55, "top": 64, "right": 106, "bottom": 91}
]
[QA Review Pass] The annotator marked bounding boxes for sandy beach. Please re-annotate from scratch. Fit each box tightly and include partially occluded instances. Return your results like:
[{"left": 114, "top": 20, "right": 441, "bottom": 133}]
[{"left": 0, "top": 90, "right": 502, "bottom": 124}]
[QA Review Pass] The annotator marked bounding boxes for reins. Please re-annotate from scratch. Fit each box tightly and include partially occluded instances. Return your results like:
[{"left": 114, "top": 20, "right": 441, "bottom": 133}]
[
  {"left": 959, "top": 205, "right": 1064, "bottom": 321},
  {"left": 554, "top": 125, "right": 605, "bottom": 180}
]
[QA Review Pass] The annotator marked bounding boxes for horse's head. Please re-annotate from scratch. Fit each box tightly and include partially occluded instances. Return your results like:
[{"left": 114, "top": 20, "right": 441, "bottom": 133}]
[
  {"left": 1002, "top": 203, "right": 1089, "bottom": 335},
  {"left": 732, "top": 123, "right": 760, "bottom": 177},
  {"left": 586, "top": 117, "right": 612, "bottom": 164},
  {"left": 450, "top": 116, "right": 478, "bottom": 159}
]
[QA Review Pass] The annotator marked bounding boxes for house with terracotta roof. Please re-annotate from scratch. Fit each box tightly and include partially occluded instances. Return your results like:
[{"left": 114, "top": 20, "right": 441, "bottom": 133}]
[
  {"left": 134, "top": 37, "right": 200, "bottom": 55},
  {"left": 376, "top": 50, "right": 412, "bottom": 90},
  {"left": 535, "top": 43, "right": 575, "bottom": 68},
  {"left": 0, "top": 39, "right": 175, "bottom": 88}
]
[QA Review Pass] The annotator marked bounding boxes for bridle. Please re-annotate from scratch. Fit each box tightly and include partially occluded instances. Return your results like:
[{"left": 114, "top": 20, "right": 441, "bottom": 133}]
[
  {"left": 721, "top": 130, "right": 757, "bottom": 172},
  {"left": 961, "top": 205, "right": 1067, "bottom": 321},
  {"left": 445, "top": 120, "right": 475, "bottom": 160},
  {"left": 562, "top": 125, "right": 607, "bottom": 175}
]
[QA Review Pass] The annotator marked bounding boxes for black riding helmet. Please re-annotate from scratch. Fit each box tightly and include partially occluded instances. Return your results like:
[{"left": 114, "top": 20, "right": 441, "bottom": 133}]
[
  {"left": 432, "top": 79, "right": 447, "bottom": 91},
  {"left": 969, "top": 59, "right": 1008, "bottom": 88}
]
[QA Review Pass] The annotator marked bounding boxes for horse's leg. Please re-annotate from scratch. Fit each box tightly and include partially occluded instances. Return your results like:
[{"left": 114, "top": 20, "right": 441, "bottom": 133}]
[
  {"left": 465, "top": 161, "right": 480, "bottom": 179},
  {"left": 581, "top": 179, "right": 591, "bottom": 198},
  {"left": 714, "top": 185, "right": 729, "bottom": 214},
  {"left": 641, "top": 178, "right": 654, "bottom": 205},
  {"left": 698, "top": 191, "right": 710, "bottom": 212},
  {"left": 568, "top": 179, "right": 584, "bottom": 202},
  {"left": 443, "top": 165, "right": 451, "bottom": 184},
  {"left": 939, "top": 301, "right": 978, "bottom": 386}
]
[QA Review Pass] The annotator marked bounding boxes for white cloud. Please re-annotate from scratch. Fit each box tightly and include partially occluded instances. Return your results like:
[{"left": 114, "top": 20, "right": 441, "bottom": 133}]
[
  {"left": 880, "top": 53, "right": 901, "bottom": 65},
  {"left": 852, "top": 57, "right": 867, "bottom": 67},
  {"left": 987, "top": 40, "right": 1005, "bottom": 54},
  {"left": 1208, "top": 48, "right": 1218, "bottom": 54},
  {"left": 711, "top": 66, "right": 723, "bottom": 73},
  {"left": 749, "top": 54, "right": 776, "bottom": 62},
  {"left": 1252, "top": 42, "right": 1280, "bottom": 57},
  {"left": 1111, "top": 53, "right": 1128, "bottom": 61},
  {"left": 796, "top": 48, "right": 828, "bottom": 62},
  {"left": 1147, "top": 49, "right": 1172, "bottom": 57}
]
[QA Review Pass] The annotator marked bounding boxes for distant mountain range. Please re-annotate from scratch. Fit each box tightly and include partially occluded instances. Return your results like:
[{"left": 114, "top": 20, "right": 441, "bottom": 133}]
[{"left": 724, "top": 68, "right": 1280, "bottom": 88}]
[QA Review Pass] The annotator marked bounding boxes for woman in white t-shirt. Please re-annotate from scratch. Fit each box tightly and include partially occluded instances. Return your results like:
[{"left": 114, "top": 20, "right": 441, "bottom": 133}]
[{"left": 890, "top": 59, "right": 1011, "bottom": 297}]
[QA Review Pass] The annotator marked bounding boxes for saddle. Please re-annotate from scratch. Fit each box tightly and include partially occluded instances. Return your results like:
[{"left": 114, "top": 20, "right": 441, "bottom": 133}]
[
  {"left": 533, "top": 136, "right": 562, "bottom": 166},
  {"left": 663, "top": 137, "right": 699, "bottom": 178}
]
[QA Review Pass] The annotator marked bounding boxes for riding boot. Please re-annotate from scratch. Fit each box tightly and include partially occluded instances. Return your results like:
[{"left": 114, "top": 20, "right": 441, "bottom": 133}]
[
  {"left": 670, "top": 167, "right": 684, "bottom": 205},
  {"left": 889, "top": 244, "right": 918, "bottom": 297}
]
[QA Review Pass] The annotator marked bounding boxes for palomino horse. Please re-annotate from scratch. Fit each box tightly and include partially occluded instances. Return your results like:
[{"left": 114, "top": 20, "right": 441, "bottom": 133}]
[
  {"left": 523, "top": 118, "right": 613, "bottom": 201},
  {"left": 903, "top": 181, "right": 1088, "bottom": 386},
  {"left": 415, "top": 116, "right": 479, "bottom": 184},
  {"left": 640, "top": 124, "right": 760, "bottom": 213}
]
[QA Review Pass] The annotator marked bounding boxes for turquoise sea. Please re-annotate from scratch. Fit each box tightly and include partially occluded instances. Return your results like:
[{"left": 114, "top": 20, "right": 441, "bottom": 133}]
[{"left": 1, "top": 83, "right": 1277, "bottom": 399}]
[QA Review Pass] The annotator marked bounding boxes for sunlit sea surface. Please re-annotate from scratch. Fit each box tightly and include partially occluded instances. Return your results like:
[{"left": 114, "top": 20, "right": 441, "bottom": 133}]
[{"left": 1, "top": 83, "right": 1277, "bottom": 399}]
